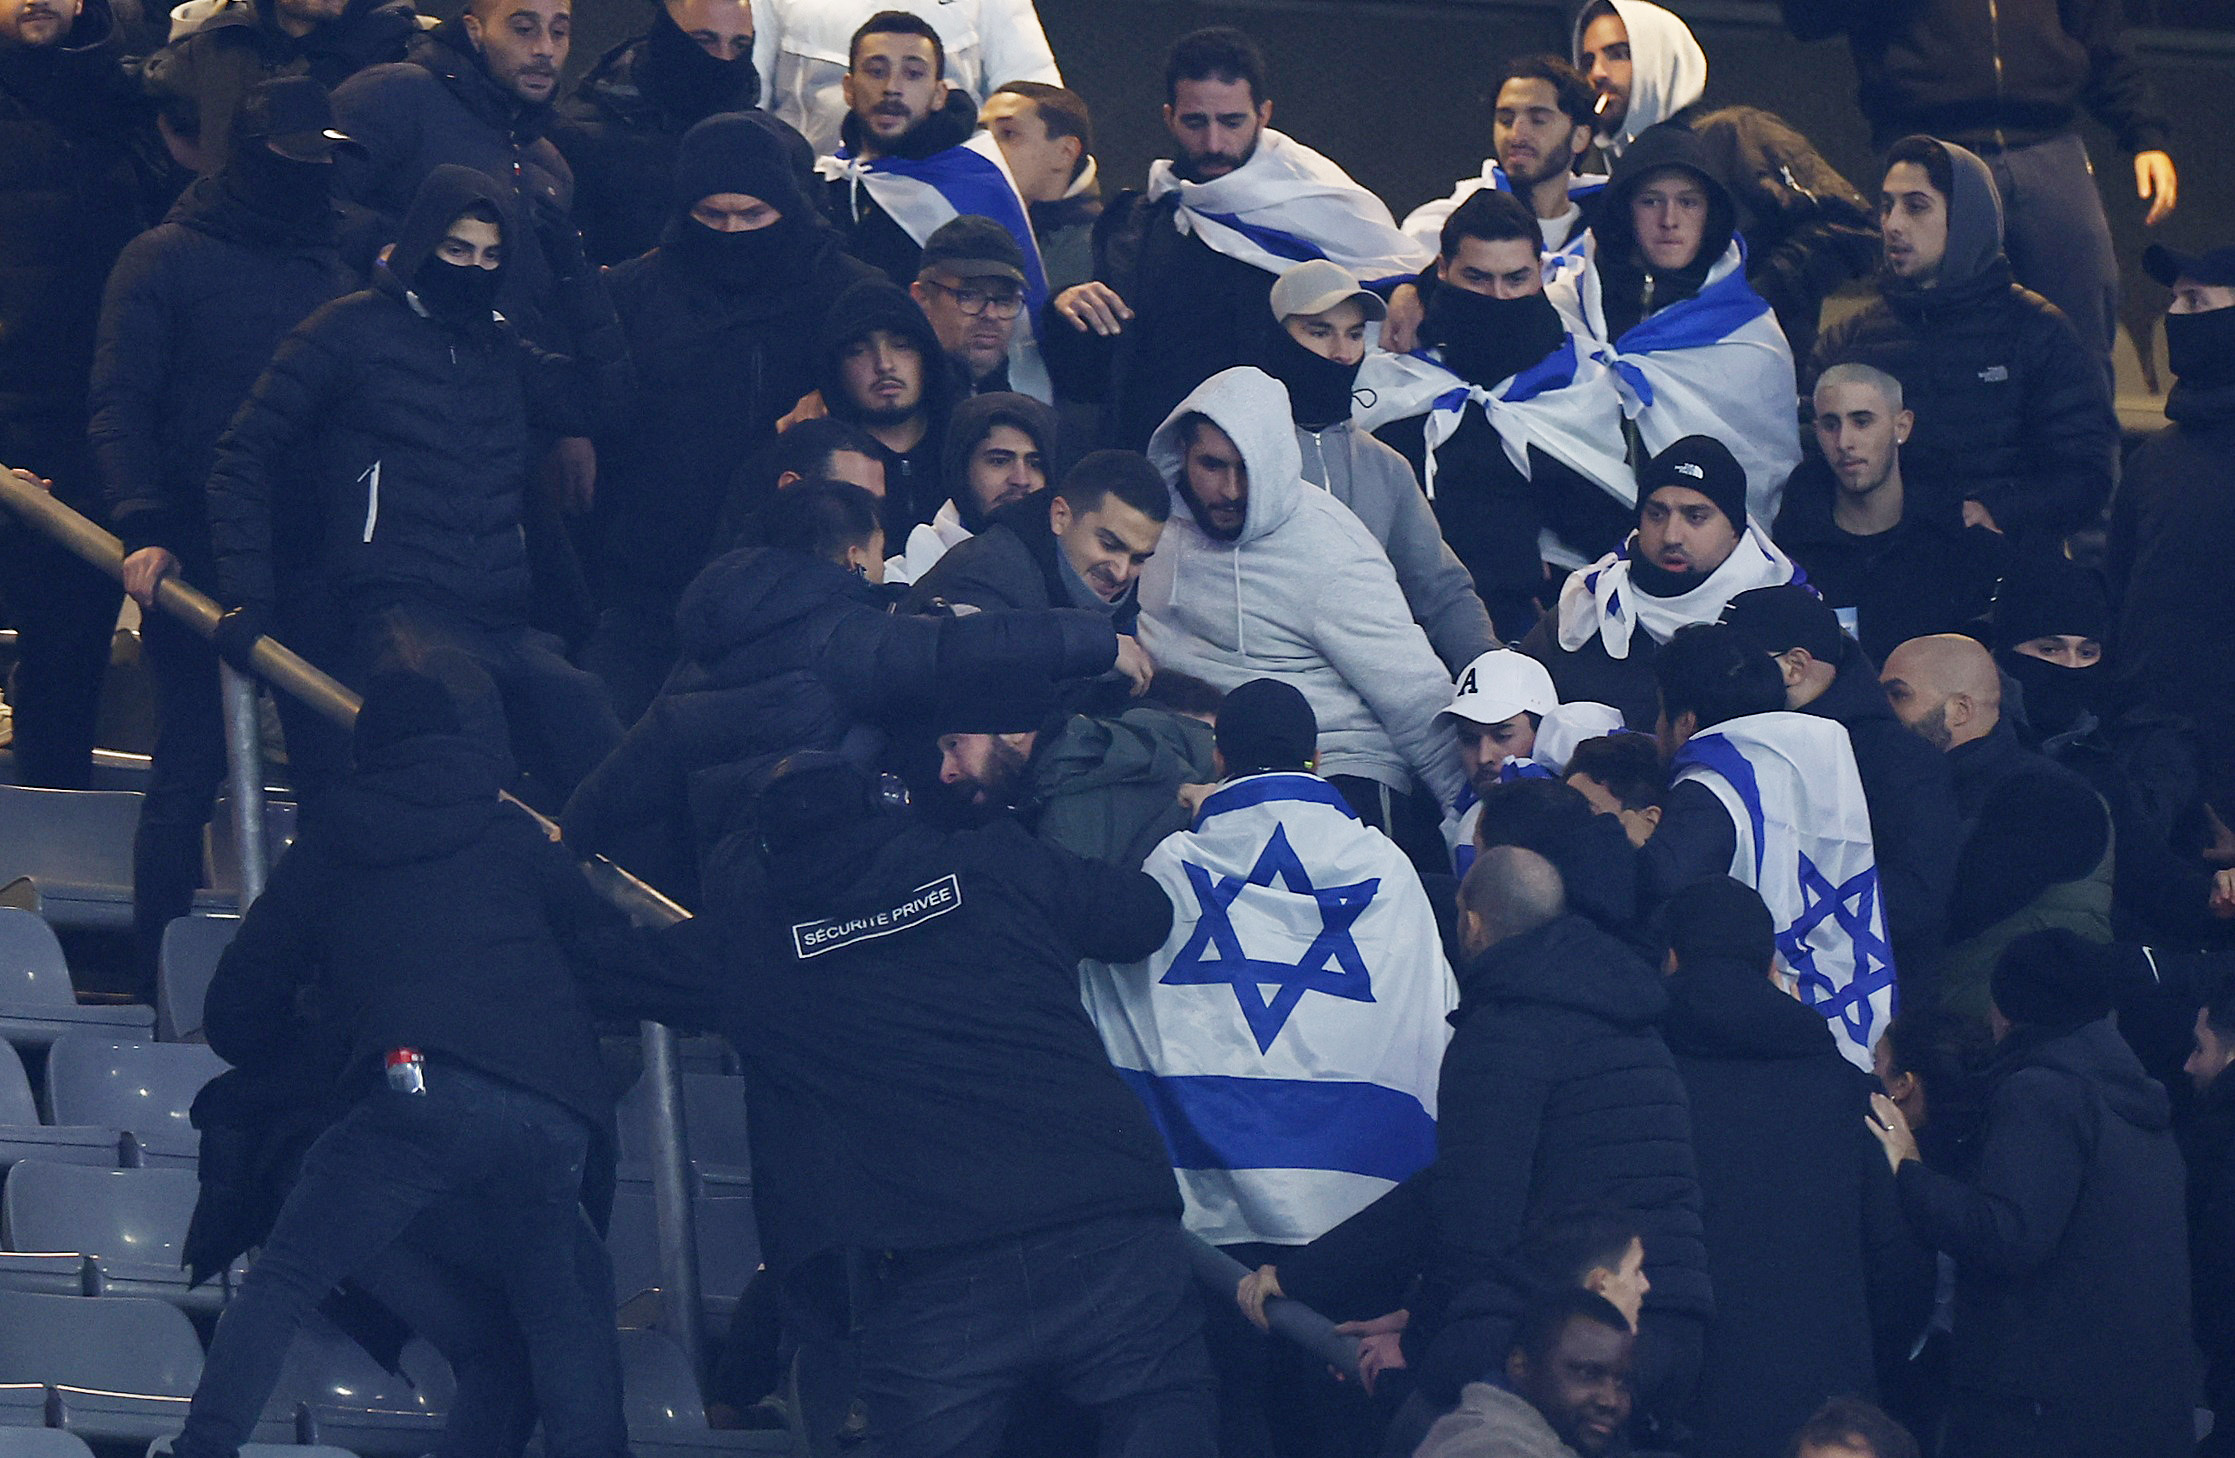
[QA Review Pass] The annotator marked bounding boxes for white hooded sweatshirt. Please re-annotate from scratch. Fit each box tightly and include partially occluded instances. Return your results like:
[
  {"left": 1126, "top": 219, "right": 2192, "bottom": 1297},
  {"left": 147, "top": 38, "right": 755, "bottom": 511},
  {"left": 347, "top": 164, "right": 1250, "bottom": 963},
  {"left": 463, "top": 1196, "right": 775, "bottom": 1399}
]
[
  {"left": 1573, "top": 0, "right": 1707, "bottom": 163},
  {"left": 1139, "top": 369, "right": 1464, "bottom": 808}
]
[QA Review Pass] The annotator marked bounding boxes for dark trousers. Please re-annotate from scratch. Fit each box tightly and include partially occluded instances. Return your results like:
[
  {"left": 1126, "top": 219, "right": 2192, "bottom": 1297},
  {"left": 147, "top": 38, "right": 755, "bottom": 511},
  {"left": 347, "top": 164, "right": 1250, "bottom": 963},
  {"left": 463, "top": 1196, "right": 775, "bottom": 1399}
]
[
  {"left": 2, "top": 531, "right": 121, "bottom": 789},
  {"left": 1208, "top": 1240, "right": 1390, "bottom": 1458},
  {"left": 132, "top": 608, "right": 227, "bottom": 988},
  {"left": 1327, "top": 775, "right": 1447, "bottom": 880},
  {"left": 1980, "top": 132, "right": 2119, "bottom": 394},
  {"left": 578, "top": 599, "right": 678, "bottom": 731},
  {"left": 172, "top": 1061, "right": 624, "bottom": 1458},
  {"left": 854, "top": 1213, "right": 1217, "bottom": 1458}
]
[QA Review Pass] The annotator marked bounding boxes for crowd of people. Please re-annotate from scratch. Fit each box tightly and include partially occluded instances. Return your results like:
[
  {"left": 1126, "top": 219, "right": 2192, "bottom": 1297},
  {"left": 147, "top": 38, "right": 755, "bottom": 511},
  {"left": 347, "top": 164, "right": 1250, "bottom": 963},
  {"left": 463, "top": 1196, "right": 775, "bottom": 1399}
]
[{"left": 3, "top": 0, "right": 2233, "bottom": 1453}]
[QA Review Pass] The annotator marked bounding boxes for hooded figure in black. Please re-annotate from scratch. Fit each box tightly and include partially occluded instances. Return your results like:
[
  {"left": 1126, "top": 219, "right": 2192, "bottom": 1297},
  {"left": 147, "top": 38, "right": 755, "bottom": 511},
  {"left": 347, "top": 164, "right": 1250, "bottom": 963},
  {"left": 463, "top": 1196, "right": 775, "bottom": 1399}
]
[
  {"left": 1660, "top": 878, "right": 1930, "bottom": 1458},
  {"left": 584, "top": 111, "right": 876, "bottom": 723},
  {"left": 150, "top": 0, "right": 416, "bottom": 171},
  {"left": 1880, "top": 929, "right": 2193, "bottom": 1458},
  {"left": 91, "top": 75, "right": 363, "bottom": 987},
  {"left": 814, "top": 276, "right": 960, "bottom": 538},
  {"left": 1587, "top": 124, "right": 1739, "bottom": 346},
  {"left": 549, "top": 2, "right": 765, "bottom": 266},
  {"left": 1810, "top": 136, "right": 2114, "bottom": 541},
  {"left": 820, "top": 86, "right": 980, "bottom": 287},
  {"left": 206, "top": 163, "right": 629, "bottom": 804}
]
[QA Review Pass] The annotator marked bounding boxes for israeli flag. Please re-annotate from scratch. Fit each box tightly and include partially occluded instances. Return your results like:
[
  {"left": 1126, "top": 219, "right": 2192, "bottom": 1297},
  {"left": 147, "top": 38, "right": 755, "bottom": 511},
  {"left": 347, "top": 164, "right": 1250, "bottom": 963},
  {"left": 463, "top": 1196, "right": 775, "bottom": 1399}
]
[
  {"left": 1546, "top": 234, "right": 1801, "bottom": 526},
  {"left": 1082, "top": 774, "right": 1457, "bottom": 1247},
  {"left": 1673, "top": 713, "right": 1899, "bottom": 1069},
  {"left": 1145, "top": 129, "right": 1433, "bottom": 288},
  {"left": 1400, "top": 162, "right": 1606, "bottom": 263},
  {"left": 816, "top": 132, "right": 1052, "bottom": 400}
]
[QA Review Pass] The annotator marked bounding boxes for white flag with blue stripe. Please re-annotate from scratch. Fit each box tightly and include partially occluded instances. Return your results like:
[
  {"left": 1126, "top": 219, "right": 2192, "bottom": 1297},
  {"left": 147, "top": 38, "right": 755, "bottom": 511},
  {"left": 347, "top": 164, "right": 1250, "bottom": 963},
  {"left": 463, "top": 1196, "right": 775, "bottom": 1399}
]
[
  {"left": 1145, "top": 129, "right": 1432, "bottom": 287},
  {"left": 816, "top": 131, "right": 1052, "bottom": 400},
  {"left": 1399, "top": 162, "right": 1606, "bottom": 263},
  {"left": 1672, "top": 712, "right": 1899, "bottom": 1069},
  {"left": 1082, "top": 773, "right": 1457, "bottom": 1246}
]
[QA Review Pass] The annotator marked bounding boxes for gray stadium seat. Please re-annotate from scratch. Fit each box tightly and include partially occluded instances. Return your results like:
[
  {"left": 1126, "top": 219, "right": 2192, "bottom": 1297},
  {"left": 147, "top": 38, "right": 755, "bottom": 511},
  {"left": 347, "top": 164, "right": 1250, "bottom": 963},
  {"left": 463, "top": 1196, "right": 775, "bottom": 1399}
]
[
  {"left": 0, "top": 1288, "right": 201, "bottom": 1441},
  {"left": 1, "top": 1162, "right": 230, "bottom": 1310},
  {"left": 607, "top": 1189, "right": 760, "bottom": 1325},
  {"left": 156, "top": 916, "right": 238, "bottom": 1043},
  {"left": 618, "top": 1329, "right": 792, "bottom": 1456},
  {"left": 0, "top": 1040, "right": 125, "bottom": 1177},
  {"left": 0, "top": 787, "right": 143, "bottom": 931},
  {"left": 43, "top": 1037, "right": 225, "bottom": 1169},
  {"left": 0, "top": 1429, "right": 97, "bottom": 1455},
  {"left": 273, "top": 1315, "right": 447, "bottom": 1457},
  {"left": 148, "top": 1443, "right": 360, "bottom": 1458},
  {"left": 0, "top": 907, "right": 152, "bottom": 1051},
  {"left": 616, "top": 1071, "right": 751, "bottom": 1196}
]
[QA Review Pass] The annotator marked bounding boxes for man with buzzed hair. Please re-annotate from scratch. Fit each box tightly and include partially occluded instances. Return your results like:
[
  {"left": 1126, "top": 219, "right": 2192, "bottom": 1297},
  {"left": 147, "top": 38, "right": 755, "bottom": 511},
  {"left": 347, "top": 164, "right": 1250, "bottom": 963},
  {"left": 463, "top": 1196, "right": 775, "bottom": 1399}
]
[
  {"left": 1880, "top": 635, "right": 2112, "bottom": 1021},
  {"left": 1773, "top": 360, "right": 2005, "bottom": 665}
]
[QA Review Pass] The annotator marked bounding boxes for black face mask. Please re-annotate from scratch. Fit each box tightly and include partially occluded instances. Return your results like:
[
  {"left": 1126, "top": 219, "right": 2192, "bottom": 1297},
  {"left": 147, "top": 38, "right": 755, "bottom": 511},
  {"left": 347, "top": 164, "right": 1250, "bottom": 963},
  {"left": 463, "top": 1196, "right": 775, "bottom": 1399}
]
[
  {"left": 1422, "top": 282, "right": 1567, "bottom": 388},
  {"left": 222, "top": 145, "right": 334, "bottom": 231},
  {"left": 2166, "top": 305, "right": 2235, "bottom": 387},
  {"left": 2002, "top": 651, "right": 2104, "bottom": 739},
  {"left": 1262, "top": 325, "right": 1361, "bottom": 428},
  {"left": 412, "top": 256, "right": 502, "bottom": 323},
  {"left": 664, "top": 213, "right": 806, "bottom": 289},
  {"left": 642, "top": 7, "right": 760, "bottom": 120}
]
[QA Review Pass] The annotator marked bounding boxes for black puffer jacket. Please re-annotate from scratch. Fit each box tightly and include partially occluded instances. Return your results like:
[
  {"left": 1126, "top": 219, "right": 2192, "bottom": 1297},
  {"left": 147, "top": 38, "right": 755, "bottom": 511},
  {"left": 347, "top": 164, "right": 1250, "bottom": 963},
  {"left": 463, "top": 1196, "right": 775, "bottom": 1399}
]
[
  {"left": 331, "top": 21, "right": 574, "bottom": 341},
  {"left": 90, "top": 174, "right": 357, "bottom": 570},
  {"left": 547, "top": 17, "right": 765, "bottom": 267},
  {"left": 902, "top": 487, "right": 1142, "bottom": 636},
  {"left": 1809, "top": 139, "right": 2114, "bottom": 541},
  {"left": 812, "top": 277, "right": 959, "bottom": 535},
  {"left": 2182, "top": 1069, "right": 2235, "bottom": 1448},
  {"left": 206, "top": 165, "right": 627, "bottom": 624},
  {"left": 1283, "top": 914, "right": 1710, "bottom": 1406},
  {"left": 819, "top": 88, "right": 977, "bottom": 287},
  {"left": 1666, "top": 950, "right": 1931, "bottom": 1458},
  {"left": 1896, "top": 1018, "right": 2192, "bottom": 1457},
  {"left": 594, "top": 214, "right": 875, "bottom": 608},
  {"left": 0, "top": 0, "right": 150, "bottom": 504},
  {"left": 559, "top": 545, "right": 1122, "bottom": 896},
  {"left": 153, "top": 0, "right": 416, "bottom": 169}
]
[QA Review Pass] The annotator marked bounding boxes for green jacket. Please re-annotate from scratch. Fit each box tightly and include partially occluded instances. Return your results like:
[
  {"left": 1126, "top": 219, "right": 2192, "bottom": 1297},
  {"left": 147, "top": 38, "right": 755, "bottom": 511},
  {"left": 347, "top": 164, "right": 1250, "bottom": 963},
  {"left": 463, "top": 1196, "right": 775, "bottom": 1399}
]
[
  {"left": 1027, "top": 708, "right": 1216, "bottom": 870},
  {"left": 1934, "top": 827, "right": 2116, "bottom": 1025}
]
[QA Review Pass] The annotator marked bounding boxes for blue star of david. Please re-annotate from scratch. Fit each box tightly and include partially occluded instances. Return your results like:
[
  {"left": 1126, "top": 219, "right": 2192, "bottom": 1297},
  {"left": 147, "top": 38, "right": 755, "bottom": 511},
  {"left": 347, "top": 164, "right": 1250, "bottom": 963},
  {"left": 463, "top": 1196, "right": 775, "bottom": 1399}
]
[
  {"left": 1161, "top": 824, "right": 1381, "bottom": 1053},
  {"left": 1782, "top": 855, "right": 1900, "bottom": 1047}
]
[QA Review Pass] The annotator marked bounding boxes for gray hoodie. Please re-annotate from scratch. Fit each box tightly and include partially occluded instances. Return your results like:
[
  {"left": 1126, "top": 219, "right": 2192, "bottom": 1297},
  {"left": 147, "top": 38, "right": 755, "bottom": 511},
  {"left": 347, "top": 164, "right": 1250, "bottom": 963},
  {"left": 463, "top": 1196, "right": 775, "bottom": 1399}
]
[
  {"left": 1294, "top": 420, "right": 1499, "bottom": 674},
  {"left": 1414, "top": 1382, "right": 1583, "bottom": 1458},
  {"left": 1139, "top": 368, "right": 1464, "bottom": 806}
]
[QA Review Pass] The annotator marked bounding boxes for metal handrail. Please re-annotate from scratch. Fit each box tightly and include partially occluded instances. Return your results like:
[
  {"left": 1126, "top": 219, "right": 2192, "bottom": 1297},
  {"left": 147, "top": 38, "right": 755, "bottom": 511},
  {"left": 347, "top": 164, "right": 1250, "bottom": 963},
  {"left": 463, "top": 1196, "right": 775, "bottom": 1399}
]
[{"left": 0, "top": 467, "right": 705, "bottom": 1372}]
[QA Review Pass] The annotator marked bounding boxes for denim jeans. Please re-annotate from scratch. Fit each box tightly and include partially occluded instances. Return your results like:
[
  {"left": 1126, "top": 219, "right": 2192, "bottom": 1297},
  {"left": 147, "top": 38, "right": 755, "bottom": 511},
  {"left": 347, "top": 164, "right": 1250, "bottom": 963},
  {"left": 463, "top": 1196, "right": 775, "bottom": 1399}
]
[
  {"left": 854, "top": 1212, "right": 1216, "bottom": 1458},
  {"left": 172, "top": 1062, "right": 625, "bottom": 1458}
]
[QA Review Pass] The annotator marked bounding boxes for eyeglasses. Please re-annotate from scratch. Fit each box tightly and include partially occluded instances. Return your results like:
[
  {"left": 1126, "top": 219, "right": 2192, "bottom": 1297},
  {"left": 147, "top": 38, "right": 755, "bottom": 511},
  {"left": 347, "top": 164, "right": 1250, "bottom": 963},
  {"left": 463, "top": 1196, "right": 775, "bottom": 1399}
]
[{"left": 923, "top": 278, "right": 1026, "bottom": 319}]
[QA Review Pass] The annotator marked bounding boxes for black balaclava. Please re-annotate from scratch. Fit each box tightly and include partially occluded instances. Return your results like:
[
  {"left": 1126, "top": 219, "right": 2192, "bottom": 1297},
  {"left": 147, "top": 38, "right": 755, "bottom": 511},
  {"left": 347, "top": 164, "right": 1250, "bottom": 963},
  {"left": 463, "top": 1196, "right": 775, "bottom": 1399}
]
[
  {"left": 221, "top": 142, "right": 335, "bottom": 233},
  {"left": 2166, "top": 305, "right": 2235, "bottom": 392},
  {"left": 1993, "top": 549, "right": 2111, "bottom": 740},
  {"left": 388, "top": 164, "right": 512, "bottom": 327},
  {"left": 640, "top": 2, "right": 759, "bottom": 121},
  {"left": 661, "top": 110, "right": 815, "bottom": 290},
  {"left": 1260, "top": 324, "right": 1360, "bottom": 429},
  {"left": 1421, "top": 282, "right": 1568, "bottom": 389}
]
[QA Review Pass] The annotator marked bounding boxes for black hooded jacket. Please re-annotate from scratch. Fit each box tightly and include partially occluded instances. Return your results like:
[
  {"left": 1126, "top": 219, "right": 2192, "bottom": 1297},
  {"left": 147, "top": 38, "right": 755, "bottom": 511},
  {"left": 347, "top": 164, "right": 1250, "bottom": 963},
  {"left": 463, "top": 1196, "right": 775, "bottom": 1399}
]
[
  {"left": 1895, "top": 1018, "right": 2192, "bottom": 1455},
  {"left": 1945, "top": 717, "right": 2111, "bottom": 941},
  {"left": 1665, "top": 952, "right": 1931, "bottom": 1458},
  {"left": 1810, "top": 139, "right": 2115, "bottom": 541},
  {"left": 547, "top": 14, "right": 765, "bottom": 267},
  {"left": 91, "top": 173, "right": 359, "bottom": 569},
  {"left": 155, "top": 0, "right": 416, "bottom": 170},
  {"left": 0, "top": 0, "right": 151, "bottom": 503},
  {"left": 1589, "top": 125, "right": 1741, "bottom": 346},
  {"left": 207, "top": 164, "right": 628, "bottom": 624},
  {"left": 1280, "top": 914, "right": 1710, "bottom": 1407},
  {"left": 813, "top": 277, "right": 959, "bottom": 535},
  {"left": 560, "top": 545, "right": 1123, "bottom": 897},
  {"left": 819, "top": 89, "right": 978, "bottom": 287}
]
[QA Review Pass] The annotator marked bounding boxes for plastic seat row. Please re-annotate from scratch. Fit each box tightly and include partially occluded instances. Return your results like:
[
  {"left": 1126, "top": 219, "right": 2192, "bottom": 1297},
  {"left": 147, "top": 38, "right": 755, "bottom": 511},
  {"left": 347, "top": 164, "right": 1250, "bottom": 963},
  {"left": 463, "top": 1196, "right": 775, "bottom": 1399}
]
[{"left": 0, "top": 788, "right": 288, "bottom": 934}]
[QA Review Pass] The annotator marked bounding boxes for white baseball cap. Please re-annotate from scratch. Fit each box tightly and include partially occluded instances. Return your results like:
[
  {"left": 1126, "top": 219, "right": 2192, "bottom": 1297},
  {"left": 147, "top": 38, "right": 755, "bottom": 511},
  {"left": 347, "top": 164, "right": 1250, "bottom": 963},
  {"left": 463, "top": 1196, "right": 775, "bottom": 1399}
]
[
  {"left": 1529, "top": 702, "right": 1627, "bottom": 775},
  {"left": 1443, "top": 650, "right": 1558, "bottom": 727}
]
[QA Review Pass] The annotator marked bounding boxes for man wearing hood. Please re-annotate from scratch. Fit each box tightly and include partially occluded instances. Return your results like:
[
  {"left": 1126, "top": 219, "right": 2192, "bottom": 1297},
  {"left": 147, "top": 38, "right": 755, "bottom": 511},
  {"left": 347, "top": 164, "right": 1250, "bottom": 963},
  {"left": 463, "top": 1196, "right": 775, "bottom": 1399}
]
[
  {"left": 1521, "top": 436, "right": 1798, "bottom": 733},
  {"left": 1867, "top": 929, "right": 2193, "bottom": 1458},
  {"left": 814, "top": 275, "right": 958, "bottom": 539},
  {"left": 1137, "top": 366, "right": 1465, "bottom": 874},
  {"left": 1043, "top": 27, "right": 1430, "bottom": 452},
  {"left": 91, "top": 76, "right": 361, "bottom": 989},
  {"left": 206, "top": 164, "right": 630, "bottom": 804},
  {"left": 584, "top": 111, "right": 876, "bottom": 723},
  {"left": 884, "top": 390, "right": 1050, "bottom": 586},
  {"left": 178, "top": 652, "right": 635, "bottom": 1458},
  {"left": 1547, "top": 123, "right": 1800, "bottom": 517},
  {"left": 1661, "top": 878, "right": 1929, "bottom": 1458},
  {"left": 1260, "top": 258, "right": 1495, "bottom": 671},
  {"left": 753, "top": 0, "right": 1060, "bottom": 159},
  {"left": 0, "top": 0, "right": 148, "bottom": 792},
  {"left": 1773, "top": 361, "right": 2008, "bottom": 665},
  {"left": 150, "top": 0, "right": 414, "bottom": 173},
  {"left": 549, "top": 0, "right": 763, "bottom": 267},
  {"left": 2111, "top": 242, "right": 2235, "bottom": 830},
  {"left": 904, "top": 447, "right": 1169, "bottom": 637},
  {"left": 1811, "top": 136, "right": 2115, "bottom": 545},
  {"left": 1570, "top": 0, "right": 1875, "bottom": 358}
]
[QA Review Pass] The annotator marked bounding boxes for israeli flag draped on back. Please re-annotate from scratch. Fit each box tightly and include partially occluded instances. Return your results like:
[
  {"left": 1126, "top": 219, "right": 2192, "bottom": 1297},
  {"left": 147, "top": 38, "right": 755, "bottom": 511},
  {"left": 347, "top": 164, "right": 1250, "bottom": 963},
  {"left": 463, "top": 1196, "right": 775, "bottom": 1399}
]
[
  {"left": 815, "top": 132, "right": 1052, "bottom": 400},
  {"left": 1672, "top": 713, "right": 1899, "bottom": 1069},
  {"left": 1082, "top": 773, "right": 1457, "bottom": 1246},
  {"left": 1399, "top": 161, "right": 1606, "bottom": 261},
  {"left": 1144, "top": 128, "right": 1432, "bottom": 287}
]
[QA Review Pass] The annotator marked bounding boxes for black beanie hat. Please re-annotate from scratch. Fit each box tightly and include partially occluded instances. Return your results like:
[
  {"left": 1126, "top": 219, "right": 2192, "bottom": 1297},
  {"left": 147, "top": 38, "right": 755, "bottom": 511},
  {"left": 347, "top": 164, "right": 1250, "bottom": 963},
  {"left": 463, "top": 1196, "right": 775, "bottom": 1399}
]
[
  {"left": 1639, "top": 435, "right": 1748, "bottom": 533},
  {"left": 1658, "top": 875, "right": 1777, "bottom": 971},
  {"left": 353, "top": 665, "right": 464, "bottom": 757},
  {"left": 1992, "top": 549, "right": 2110, "bottom": 651},
  {"left": 1721, "top": 584, "right": 1844, "bottom": 664},
  {"left": 1991, "top": 928, "right": 2114, "bottom": 1034},
  {"left": 930, "top": 671, "right": 1060, "bottom": 737},
  {"left": 1216, "top": 678, "right": 1318, "bottom": 775},
  {"left": 672, "top": 111, "right": 801, "bottom": 216}
]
